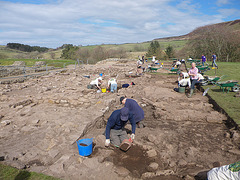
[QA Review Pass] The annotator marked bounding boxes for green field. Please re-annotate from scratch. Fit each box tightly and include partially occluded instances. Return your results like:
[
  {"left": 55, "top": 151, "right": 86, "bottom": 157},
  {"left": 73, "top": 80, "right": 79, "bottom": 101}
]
[
  {"left": 0, "top": 39, "right": 187, "bottom": 61},
  {"left": 0, "top": 59, "right": 75, "bottom": 68},
  {"left": 202, "top": 62, "right": 240, "bottom": 125},
  {"left": 81, "top": 39, "right": 187, "bottom": 52},
  {"left": 0, "top": 164, "right": 60, "bottom": 180}
]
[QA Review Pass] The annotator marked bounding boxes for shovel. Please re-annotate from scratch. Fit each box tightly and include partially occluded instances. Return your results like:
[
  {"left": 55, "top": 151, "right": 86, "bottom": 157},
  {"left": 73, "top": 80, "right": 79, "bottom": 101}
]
[
  {"left": 120, "top": 138, "right": 133, "bottom": 152},
  {"left": 203, "top": 85, "right": 216, "bottom": 96}
]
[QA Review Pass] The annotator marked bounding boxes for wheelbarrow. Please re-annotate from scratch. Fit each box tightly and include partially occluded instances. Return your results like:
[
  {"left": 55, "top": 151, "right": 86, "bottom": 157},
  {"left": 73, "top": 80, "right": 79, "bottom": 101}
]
[
  {"left": 169, "top": 68, "right": 181, "bottom": 74},
  {"left": 201, "top": 76, "right": 222, "bottom": 86},
  {"left": 215, "top": 80, "right": 239, "bottom": 93},
  {"left": 147, "top": 66, "right": 161, "bottom": 72},
  {"left": 187, "top": 59, "right": 201, "bottom": 65}
]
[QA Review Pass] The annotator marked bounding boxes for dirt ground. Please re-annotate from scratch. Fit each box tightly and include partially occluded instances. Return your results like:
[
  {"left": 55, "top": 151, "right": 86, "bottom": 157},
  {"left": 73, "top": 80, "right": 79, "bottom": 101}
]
[{"left": 0, "top": 59, "right": 240, "bottom": 180}]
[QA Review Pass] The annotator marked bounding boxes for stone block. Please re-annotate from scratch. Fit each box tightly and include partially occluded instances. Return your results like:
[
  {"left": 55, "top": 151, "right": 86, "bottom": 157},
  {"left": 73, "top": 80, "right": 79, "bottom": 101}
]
[
  {"left": 147, "top": 162, "right": 159, "bottom": 172},
  {"left": 147, "top": 149, "right": 157, "bottom": 158},
  {"left": 156, "top": 169, "right": 174, "bottom": 176},
  {"left": 147, "top": 134, "right": 157, "bottom": 143},
  {"left": 141, "top": 172, "right": 156, "bottom": 179},
  {"left": 114, "top": 166, "right": 130, "bottom": 177}
]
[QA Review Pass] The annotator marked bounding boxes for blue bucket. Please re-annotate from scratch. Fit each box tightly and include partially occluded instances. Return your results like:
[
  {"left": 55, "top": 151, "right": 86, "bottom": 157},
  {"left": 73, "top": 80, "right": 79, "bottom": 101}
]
[{"left": 76, "top": 138, "right": 93, "bottom": 156}]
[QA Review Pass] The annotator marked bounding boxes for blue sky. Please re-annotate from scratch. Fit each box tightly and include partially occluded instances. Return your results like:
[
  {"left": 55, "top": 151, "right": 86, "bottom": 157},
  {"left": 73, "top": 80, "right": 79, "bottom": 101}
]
[{"left": 0, "top": 0, "right": 239, "bottom": 48}]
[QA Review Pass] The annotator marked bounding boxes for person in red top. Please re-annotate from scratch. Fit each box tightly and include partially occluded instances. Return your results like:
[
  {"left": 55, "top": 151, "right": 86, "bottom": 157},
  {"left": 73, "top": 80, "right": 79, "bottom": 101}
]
[{"left": 188, "top": 62, "right": 199, "bottom": 97}]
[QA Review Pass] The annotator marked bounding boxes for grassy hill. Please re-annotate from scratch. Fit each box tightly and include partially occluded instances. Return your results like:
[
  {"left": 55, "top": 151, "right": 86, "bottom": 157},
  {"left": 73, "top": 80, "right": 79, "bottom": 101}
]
[
  {"left": 154, "top": 19, "right": 240, "bottom": 41},
  {"left": 0, "top": 19, "right": 239, "bottom": 61}
]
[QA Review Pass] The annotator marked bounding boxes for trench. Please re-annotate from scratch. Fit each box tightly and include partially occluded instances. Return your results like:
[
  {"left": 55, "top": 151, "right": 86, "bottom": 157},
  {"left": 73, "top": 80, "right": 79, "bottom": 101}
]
[{"left": 75, "top": 73, "right": 240, "bottom": 178}]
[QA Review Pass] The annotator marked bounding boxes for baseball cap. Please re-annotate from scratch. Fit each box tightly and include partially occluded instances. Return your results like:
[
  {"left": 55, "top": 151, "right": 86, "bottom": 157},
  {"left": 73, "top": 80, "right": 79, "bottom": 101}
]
[
  {"left": 120, "top": 96, "right": 125, "bottom": 104},
  {"left": 120, "top": 107, "right": 129, "bottom": 121}
]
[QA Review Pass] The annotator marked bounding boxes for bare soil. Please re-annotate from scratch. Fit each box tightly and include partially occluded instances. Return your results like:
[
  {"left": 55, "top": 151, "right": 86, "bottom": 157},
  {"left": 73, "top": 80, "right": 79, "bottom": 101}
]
[{"left": 0, "top": 60, "right": 239, "bottom": 180}]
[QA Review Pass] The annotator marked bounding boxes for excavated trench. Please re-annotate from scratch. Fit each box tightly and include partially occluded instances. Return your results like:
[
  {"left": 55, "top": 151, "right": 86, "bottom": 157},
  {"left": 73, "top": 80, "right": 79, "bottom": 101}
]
[{"left": 81, "top": 74, "right": 240, "bottom": 179}]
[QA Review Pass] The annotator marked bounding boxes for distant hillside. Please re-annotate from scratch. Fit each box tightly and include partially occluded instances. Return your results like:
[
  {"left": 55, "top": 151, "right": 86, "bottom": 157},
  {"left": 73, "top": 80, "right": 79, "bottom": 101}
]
[{"left": 154, "top": 19, "right": 240, "bottom": 41}]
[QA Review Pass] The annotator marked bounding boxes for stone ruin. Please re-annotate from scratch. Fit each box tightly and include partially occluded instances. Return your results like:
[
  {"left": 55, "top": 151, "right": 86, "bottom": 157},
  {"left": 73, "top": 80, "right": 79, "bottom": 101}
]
[{"left": 0, "top": 59, "right": 239, "bottom": 180}]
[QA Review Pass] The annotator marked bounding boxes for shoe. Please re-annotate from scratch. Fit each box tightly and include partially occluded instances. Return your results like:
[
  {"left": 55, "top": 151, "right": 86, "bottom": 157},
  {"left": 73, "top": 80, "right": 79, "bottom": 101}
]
[{"left": 188, "top": 89, "right": 194, "bottom": 98}]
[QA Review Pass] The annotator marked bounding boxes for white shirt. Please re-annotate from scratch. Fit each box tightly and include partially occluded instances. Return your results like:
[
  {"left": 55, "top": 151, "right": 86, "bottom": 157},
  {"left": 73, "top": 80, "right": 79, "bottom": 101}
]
[
  {"left": 137, "top": 60, "right": 142, "bottom": 66},
  {"left": 176, "top": 61, "right": 181, "bottom": 65},
  {"left": 108, "top": 78, "right": 117, "bottom": 86},
  {"left": 181, "top": 72, "right": 189, "bottom": 79},
  {"left": 207, "top": 162, "right": 240, "bottom": 180},
  {"left": 179, "top": 78, "right": 191, "bottom": 88},
  {"left": 152, "top": 56, "right": 156, "bottom": 62},
  {"left": 197, "top": 73, "right": 204, "bottom": 80},
  {"left": 90, "top": 77, "right": 101, "bottom": 86}
]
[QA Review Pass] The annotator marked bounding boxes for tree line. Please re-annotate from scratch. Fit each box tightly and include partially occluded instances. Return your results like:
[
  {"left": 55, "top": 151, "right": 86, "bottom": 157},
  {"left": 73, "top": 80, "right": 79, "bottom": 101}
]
[
  {"left": 178, "top": 25, "right": 240, "bottom": 62},
  {"left": 7, "top": 43, "right": 49, "bottom": 52},
  {"left": 61, "top": 44, "right": 127, "bottom": 64}
]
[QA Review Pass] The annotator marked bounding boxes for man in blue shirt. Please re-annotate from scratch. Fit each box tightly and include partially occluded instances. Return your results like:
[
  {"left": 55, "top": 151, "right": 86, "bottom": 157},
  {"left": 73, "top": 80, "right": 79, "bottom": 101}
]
[
  {"left": 120, "top": 97, "right": 145, "bottom": 128},
  {"left": 201, "top": 54, "right": 206, "bottom": 66},
  {"left": 105, "top": 107, "right": 136, "bottom": 147},
  {"left": 212, "top": 53, "right": 218, "bottom": 69}
]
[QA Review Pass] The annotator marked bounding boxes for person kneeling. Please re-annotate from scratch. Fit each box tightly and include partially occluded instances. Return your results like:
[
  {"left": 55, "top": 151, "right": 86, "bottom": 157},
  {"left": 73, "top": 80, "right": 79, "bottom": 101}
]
[{"left": 105, "top": 107, "right": 136, "bottom": 147}]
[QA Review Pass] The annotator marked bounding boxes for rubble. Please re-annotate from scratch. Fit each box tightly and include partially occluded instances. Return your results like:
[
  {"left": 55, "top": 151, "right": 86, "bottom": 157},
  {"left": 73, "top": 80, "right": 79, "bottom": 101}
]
[{"left": 0, "top": 59, "right": 239, "bottom": 179}]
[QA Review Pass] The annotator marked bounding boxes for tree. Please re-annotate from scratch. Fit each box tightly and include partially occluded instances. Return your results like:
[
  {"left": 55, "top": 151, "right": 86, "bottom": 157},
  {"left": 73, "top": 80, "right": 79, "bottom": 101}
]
[
  {"left": 61, "top": 44, "right": 79, "bottom": 59},
  {"left": 165, "top": 45, "right": 174, "bottom": 59},
  {"left": 187, "top": 25, "right": 240, "bottom": 62},
  {"left": 146, "top": 41, "right": 161, "bottom": 58}
]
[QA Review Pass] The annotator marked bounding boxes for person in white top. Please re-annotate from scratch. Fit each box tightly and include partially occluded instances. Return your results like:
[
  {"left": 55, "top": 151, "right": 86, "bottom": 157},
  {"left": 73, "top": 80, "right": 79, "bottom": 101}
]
[
  {"left": 178, "top": 73, "right": 204, "bottom": 88},
  {"left": 207, "top": 161, "right": 240, "bottom": 180},
  {"left": 108, "top": 78, "right": 117, "bottom": 93},
  {"left": 90, "top": 77, "right": 102, "bottom": 89},
  {"left": 137, "top": 59, "right": 143, "bottom": 75},
  {"left": 152, "top": 56, "right": 156, "bottom": 63},
  {"left": 178, "top": 72, "right": 191, "bottom": 88}
]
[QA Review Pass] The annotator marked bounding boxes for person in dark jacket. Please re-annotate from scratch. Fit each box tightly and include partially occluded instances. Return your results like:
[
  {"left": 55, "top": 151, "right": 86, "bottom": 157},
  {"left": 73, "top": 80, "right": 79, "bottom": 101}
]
[
  {"left": 105, "top": 107, "right": 136, "bottom": 147},
  {"left": 120, "top": 97, "right": 145, "bottom": 128}
]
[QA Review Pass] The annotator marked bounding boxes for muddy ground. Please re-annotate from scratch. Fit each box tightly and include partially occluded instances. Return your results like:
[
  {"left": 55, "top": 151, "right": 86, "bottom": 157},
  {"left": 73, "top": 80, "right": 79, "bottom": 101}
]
[{"left": 0, "top": 59, "right": 240, "bottom": 180}]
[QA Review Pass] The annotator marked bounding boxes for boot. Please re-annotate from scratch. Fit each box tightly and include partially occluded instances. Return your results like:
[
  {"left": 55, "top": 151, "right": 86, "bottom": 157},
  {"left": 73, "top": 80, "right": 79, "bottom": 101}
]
[{"left": 188, "top": 89, "right": 194, "bottom": 98}]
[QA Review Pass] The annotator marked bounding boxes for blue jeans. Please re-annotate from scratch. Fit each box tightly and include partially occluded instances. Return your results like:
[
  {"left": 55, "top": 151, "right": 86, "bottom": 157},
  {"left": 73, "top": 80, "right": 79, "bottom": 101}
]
[
  {"left": 110, "top": 84, "right": 117, "bottom": 92},
  {"left": 212, "top": 60, "right": 218, "bottom": 67},
  {"left": 191, "top": 79, "right": 202, "bottom": 89},
  {"left": 202, "top": 61, "right": 205, "bottom": 66}
]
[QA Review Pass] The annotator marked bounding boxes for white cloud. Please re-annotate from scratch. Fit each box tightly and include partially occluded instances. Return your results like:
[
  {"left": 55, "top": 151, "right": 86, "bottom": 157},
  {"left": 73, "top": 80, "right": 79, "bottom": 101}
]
[
  {"left": 218, "top": 8, "right": 240, "bottom": 18},
  {"left": 0, "top": 0, "right": 237, "bottom": 48},
  {"left": 216, "top": 0, "right": 230, "bottom": 6}
]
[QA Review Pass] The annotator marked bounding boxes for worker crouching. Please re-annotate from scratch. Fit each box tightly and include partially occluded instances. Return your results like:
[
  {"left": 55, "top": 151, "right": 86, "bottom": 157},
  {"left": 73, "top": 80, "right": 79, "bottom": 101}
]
[{"left": 105, "top": 107, "right": 136, "bottom": 147}]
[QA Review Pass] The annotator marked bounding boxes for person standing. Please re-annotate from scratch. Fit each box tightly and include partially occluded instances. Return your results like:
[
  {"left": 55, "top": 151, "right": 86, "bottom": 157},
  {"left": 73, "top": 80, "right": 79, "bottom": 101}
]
[
  {"left": 212, "top": 53, "right": 218, "bottom": 69},
  {"left": 120, "top": 97, "right": 144, "bottom": 128},
  {"left": 142, "top": 55, "right": 145, "bottom": 64},
  {"left": 201, "top": 54, "right": 206, "bottom": 66},
  {"left": 105, "top": 107, "right": 136, "bottom": 147},
  {"left": 188, "top": 63, "right": 199, "bottom": 98},
  {"left": 137, "top": 59, "right": 143, "bottom": 75}
]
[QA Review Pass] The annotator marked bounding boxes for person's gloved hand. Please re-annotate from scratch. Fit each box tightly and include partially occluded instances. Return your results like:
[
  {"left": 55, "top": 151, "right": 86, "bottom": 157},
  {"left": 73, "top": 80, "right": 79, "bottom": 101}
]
[
  {"left": 130, "top": 134, "right": 135, "bottom": 140},
  {"left": 105, "top": 139, "right": 110, "bottom": 147}
]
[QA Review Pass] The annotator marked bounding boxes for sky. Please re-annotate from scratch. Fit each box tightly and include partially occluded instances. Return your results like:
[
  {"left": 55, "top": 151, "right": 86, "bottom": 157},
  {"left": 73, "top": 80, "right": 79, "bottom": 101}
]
[{"left": 0, "top": 0, "right": 239, "bottom": 48}]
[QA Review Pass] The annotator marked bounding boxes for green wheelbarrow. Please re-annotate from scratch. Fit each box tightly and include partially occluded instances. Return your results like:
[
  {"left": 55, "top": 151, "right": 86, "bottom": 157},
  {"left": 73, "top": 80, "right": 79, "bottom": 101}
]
[{"left": 215, "top": 80, "right": 239, "bottom": 93}]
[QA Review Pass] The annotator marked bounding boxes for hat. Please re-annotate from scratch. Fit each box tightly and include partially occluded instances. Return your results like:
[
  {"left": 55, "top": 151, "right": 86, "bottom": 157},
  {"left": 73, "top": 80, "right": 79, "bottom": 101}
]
[
  {"left": 120, "top": 107, "right": 129, "bottom": 121},
  {"left": 120, "top": 96, "right": 125, "bottom": 104},
  {"left": 98, "top": 77, "right": 102, "bottom": 81}
]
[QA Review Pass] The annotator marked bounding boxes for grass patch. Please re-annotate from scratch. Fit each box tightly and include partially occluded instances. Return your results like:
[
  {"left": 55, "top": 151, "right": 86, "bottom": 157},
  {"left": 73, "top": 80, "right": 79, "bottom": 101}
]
[
  {"left": 0, "top": 163, "right": 60, "bottom": 180},
  {"left": 201, "top": 62, "right": 240, "bottom": 125},
  {"left": 0, "top": 59, "right": 76, "bottom": 68}
]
